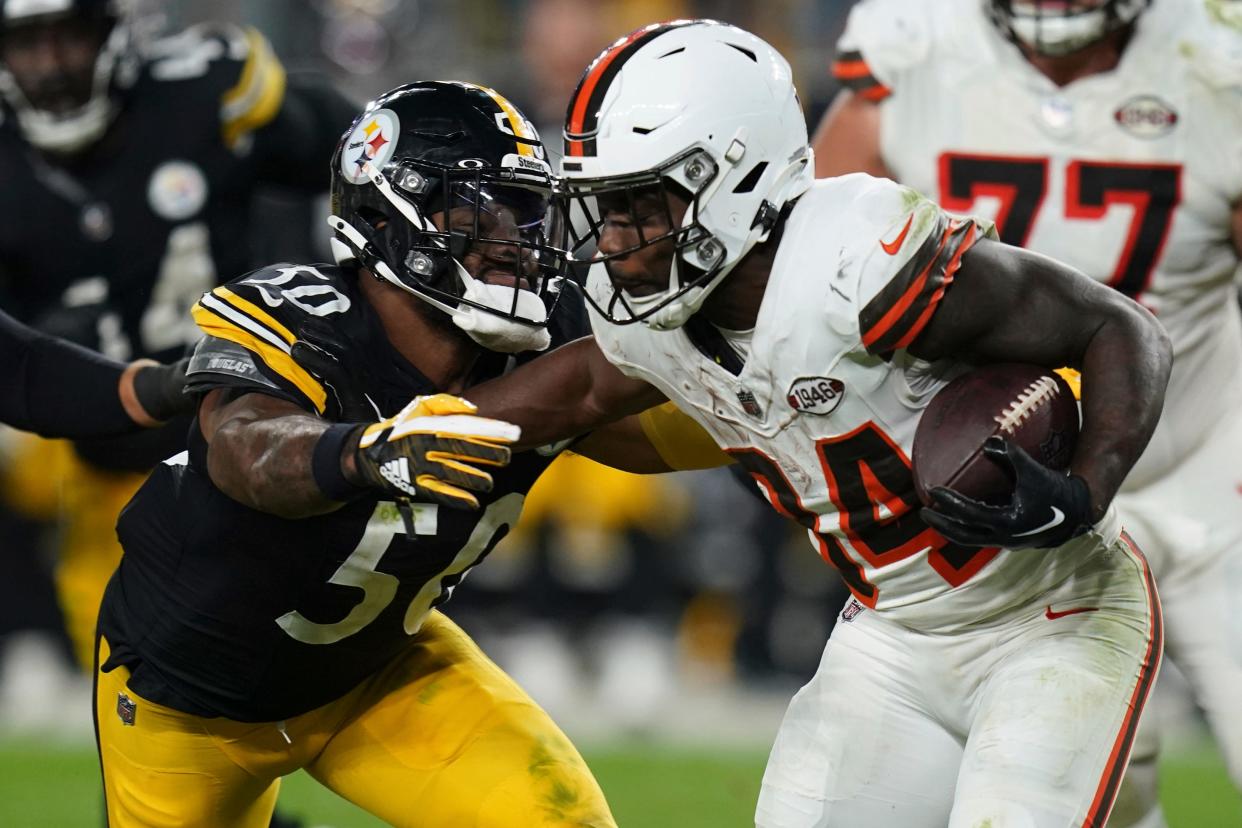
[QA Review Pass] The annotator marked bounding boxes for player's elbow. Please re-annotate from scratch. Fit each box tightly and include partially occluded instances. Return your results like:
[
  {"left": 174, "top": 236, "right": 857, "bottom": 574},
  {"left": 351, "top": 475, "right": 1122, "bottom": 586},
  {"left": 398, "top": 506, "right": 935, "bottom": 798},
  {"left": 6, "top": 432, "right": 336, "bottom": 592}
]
[{"left": 1117, "top": 297, "right": 1172, "bottom": 381}]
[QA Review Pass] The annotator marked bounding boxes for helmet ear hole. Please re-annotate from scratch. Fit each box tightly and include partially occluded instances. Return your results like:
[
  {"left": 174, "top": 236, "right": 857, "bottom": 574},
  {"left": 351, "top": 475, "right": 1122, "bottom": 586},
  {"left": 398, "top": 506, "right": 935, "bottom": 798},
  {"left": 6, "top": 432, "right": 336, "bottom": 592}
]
[
  {"left": 354, "top": 206, "right": 389, "bottom": 234},
  {"left": 732, "top": 162, "right": 768, "bottom": 195}
]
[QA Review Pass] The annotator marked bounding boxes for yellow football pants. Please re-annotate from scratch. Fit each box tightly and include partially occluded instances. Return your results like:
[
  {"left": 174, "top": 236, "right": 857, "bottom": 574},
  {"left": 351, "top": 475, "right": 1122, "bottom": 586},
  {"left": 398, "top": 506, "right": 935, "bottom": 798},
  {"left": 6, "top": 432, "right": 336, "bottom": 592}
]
[
  {"left": 2, "top": 435, "right": 145, "bottom": 670},
  {"left": 96, "top": 611, "right": 616, "bottom": 828}
]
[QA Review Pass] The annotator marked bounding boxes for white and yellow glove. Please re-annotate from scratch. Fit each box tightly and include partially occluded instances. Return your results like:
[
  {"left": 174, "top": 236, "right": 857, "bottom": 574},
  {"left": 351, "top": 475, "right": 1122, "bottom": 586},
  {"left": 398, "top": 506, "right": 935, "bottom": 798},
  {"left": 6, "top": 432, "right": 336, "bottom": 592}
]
[{"left": 352, "top": 394, "right": 520, "bottom": 510}]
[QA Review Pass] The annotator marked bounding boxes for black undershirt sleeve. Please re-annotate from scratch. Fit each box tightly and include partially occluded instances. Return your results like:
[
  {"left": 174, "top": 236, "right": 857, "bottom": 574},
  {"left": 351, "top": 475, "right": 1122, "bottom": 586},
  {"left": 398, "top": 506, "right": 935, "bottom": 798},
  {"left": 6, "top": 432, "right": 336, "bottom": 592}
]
[{"left": 0, "top": 307, "right": 136, "bottom": 437}]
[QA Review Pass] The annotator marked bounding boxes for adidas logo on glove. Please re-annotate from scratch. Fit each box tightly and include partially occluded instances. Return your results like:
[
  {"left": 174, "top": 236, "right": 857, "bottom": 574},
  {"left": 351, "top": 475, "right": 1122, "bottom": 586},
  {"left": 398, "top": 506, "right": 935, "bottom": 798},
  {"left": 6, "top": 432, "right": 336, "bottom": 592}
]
[{"left": 378, "top": 457, "right": 416, "bottom": 496}]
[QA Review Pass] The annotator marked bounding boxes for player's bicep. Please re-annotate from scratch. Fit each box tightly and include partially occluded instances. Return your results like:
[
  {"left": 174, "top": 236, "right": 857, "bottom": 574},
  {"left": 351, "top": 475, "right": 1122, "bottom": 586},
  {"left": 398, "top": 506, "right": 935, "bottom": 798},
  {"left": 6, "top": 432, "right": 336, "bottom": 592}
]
[
  {"left": 812, "top": 90, "right": 891, "bottom": 179},
  {"left": 907, "top": 238, "right": 1118, "bottom": 367}
]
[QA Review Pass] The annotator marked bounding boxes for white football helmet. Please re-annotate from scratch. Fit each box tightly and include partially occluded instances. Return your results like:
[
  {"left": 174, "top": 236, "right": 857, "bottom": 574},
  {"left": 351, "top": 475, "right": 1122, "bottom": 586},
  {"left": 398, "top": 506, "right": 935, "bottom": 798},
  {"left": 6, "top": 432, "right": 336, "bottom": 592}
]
[
  {"left": 558, "top": 20, "right": 813, "bottom": 330},
  {"left": 988, "top": 0, "right": 1151, "bottom": 57}
]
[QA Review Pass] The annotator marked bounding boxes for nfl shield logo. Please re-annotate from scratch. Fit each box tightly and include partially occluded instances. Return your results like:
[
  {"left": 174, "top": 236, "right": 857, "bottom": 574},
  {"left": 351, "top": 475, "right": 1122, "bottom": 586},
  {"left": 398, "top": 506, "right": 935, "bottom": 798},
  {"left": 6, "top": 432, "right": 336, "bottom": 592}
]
[
  {"left": 841, "top": 599, "right": 864, "bottom": 623},
  {"left": 736, "top": 388, "right": 763, "bottom": 418},
  {"left": 116, "top": 693, "right": 137, "bottom": 726}
]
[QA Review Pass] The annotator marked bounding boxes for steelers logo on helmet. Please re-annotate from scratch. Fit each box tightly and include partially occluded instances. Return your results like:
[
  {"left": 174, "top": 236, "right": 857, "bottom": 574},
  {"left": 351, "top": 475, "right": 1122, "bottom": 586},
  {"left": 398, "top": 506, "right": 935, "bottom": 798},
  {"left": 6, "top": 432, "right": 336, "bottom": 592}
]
[{"left": 340, "top": 107, "right": 400, "bottom": 185}]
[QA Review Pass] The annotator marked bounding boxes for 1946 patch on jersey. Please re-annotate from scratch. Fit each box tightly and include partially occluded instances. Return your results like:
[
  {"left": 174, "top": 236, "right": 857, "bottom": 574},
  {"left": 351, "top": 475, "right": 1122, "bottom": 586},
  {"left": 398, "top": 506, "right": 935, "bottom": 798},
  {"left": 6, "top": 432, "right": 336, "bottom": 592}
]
[
  {"left": 1113, "top": 95, "right": 1179, "bottom": 139},
  {"left": 787, "top": 377, "right": 846, "bottom": 416}
]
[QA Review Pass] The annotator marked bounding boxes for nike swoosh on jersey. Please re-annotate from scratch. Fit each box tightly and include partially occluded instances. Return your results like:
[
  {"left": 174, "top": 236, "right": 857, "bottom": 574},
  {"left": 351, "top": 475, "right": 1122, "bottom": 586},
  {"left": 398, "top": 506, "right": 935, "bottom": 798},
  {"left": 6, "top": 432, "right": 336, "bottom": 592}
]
[
  {"left": 1045, "top": 605, "right": 1100, "bottom": 620},
  {"left": 1014, "top": 506, "right": 1065, "bottom": 538},
  {"left": 879, "top": 214, "right": 914, "bottom": 255}
]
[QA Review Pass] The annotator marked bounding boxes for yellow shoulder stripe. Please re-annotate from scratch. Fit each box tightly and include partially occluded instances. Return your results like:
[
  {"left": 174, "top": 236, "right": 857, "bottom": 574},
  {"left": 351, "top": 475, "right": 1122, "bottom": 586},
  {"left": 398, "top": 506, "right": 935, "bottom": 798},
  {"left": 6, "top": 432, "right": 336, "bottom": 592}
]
[
  {"left": 191, "top": 299, "right": 326, "bottom": 414},
  {"left": 214, "top": 287, "right": 296, "bottom": 345},
  {"left": 638, "top": 402, "right": 733, "bottom": 471},
  {"left": 221, "top": 27, "right": 287, "bottom": 149}
]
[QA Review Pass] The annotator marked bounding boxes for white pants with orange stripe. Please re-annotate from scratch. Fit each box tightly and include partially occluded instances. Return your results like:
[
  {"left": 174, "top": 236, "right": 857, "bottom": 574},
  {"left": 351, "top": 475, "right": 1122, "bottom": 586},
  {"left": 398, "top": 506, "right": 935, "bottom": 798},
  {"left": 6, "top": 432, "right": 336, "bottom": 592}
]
[
  {"left": 755, "top": 534, "right": 1161, "bottom": 828},
  {"left": 1106, "top": 409, "right": 1242, "bottom": 828}
]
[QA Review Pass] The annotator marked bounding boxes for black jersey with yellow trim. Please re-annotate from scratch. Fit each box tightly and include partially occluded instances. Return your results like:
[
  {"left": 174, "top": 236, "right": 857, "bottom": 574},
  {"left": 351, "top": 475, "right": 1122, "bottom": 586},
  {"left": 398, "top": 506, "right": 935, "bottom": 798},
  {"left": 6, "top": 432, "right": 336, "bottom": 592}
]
[
  {"left": 0, "top": 22, "right": 352, "bottom": 363},
  {"left": 98, "top": 262, "right": 589, "bottom": 722}
]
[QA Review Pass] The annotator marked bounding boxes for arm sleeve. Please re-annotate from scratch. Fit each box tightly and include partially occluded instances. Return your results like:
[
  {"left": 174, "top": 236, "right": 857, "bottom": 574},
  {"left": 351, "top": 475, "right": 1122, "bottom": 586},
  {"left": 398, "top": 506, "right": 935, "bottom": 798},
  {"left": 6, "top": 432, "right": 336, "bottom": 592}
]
[{"left": 0, "top": 307, "right": 136, "bottom": 437}]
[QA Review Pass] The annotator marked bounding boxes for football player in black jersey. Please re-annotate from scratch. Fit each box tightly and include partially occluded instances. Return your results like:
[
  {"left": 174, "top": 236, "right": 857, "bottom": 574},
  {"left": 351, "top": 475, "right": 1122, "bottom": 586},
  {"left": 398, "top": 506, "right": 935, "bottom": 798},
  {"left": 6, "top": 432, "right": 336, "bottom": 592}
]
[
  {"left": 95, "top": 81, "right": 727, "bottom": 828},
  {"left": 0, "top": 306, "right": 190, "bottom": 434},
  {"left": 0, "top": 0, "right": 358, "bottom": 676}
]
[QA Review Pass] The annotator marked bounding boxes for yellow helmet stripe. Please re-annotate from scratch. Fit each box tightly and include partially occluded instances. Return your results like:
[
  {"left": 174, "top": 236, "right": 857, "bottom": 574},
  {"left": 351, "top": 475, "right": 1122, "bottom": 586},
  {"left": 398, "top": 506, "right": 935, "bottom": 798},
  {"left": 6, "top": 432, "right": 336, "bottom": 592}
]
[{"left": 475, "top": 83, "right": 535, "bottom": 158}]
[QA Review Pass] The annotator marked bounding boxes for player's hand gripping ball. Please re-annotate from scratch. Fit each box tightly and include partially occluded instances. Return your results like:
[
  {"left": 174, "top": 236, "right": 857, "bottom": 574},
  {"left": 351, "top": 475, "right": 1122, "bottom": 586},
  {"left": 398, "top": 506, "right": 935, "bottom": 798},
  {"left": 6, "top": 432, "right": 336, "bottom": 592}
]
[{"left": 913, "top": 364, "right": 1090, "bottom": 549}]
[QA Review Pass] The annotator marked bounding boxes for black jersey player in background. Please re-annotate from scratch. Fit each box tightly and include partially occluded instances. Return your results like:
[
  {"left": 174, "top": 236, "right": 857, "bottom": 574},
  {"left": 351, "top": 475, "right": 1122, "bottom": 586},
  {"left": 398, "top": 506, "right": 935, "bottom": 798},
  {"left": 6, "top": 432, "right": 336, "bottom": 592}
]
[
  {"left": 95, "top": 81, "right": 725, "bottom": 828},
  {"left": 0, "top": 0, "right": 357, "bottom": 688}
]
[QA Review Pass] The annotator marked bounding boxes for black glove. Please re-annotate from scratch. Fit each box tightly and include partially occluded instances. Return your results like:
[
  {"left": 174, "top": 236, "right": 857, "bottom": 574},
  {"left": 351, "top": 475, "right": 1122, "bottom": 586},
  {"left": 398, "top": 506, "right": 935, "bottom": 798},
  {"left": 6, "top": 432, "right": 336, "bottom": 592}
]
[
  {"left": 290, "top": 317, "right": 376, "bottom": 421},
  {"left": 920, "top": 437, "right": 1093, "bottom": 549},
  {"left": 131, "top": 356, "right": 193, "bottom": 423},
  {"left": 352, "top": 394, "right": 520, "bottom": 511}
]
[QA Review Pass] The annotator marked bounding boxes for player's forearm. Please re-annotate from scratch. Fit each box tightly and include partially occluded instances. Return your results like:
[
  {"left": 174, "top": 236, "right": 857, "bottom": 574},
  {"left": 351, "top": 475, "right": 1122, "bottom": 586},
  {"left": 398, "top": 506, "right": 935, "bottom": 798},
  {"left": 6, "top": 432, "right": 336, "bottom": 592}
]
[
  {"left": 467, "top": 336, "right": 662, "bottom": 449},
  {"left": 208, "top": 413, "right": 358, "bottom": 518},
  {"left": 1072, "top": 302, "right": 1172, "bottom": 522},
  {"left": 0, "top": 309, "right": 135, "bottom": 437}
]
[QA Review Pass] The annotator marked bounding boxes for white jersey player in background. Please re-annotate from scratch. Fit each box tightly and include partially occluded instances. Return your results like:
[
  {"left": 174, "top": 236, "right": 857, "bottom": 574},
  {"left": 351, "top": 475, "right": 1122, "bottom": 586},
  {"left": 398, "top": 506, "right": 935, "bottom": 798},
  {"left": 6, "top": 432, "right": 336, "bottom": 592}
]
[
  {"left": 813, "top": 1, "right": 1242, "bottom": 825},
  {"left": 467, "top": 19, "right": 1172, "bottom": 828}
]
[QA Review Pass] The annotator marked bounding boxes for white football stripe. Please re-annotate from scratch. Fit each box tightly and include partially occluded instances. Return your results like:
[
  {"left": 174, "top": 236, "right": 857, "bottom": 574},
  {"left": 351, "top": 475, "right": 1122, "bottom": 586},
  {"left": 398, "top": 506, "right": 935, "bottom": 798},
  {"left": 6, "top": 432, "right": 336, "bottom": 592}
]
[{"left": 200, "top": 294, "right": 291, "bottom": 353}]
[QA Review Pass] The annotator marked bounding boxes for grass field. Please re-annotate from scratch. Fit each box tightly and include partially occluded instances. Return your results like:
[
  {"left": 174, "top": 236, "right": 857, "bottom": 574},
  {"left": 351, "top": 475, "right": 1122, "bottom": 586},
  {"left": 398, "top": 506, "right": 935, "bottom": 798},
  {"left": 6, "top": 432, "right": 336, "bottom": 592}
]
[{"left": 0, "top": 738, "right": 1238, "bottom": 827}]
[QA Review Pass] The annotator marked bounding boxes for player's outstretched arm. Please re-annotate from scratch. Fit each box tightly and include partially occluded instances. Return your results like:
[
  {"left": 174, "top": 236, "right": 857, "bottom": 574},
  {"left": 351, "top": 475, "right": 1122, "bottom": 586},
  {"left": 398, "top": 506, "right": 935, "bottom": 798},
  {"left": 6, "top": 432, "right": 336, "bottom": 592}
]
[
  {"left": 202, "top": 390, "right": 519, "bottom": 519},
  {"left": 465, "top": 335, "right": 667, "bottom": 451},
  {"left": 0, "top": 307, "right": 191, "bottom": 437},
  {"left": 811, "top": 90, "right": 893, "bottom": 180},
  {"left": 908, "top": 238, "right": 1173, "bottom": 526}
]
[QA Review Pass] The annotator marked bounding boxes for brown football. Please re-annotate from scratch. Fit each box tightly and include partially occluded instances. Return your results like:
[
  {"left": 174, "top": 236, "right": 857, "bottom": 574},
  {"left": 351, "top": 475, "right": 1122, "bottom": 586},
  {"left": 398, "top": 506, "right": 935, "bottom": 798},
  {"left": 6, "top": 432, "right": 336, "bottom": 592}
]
[{"left": 912, "top": 364, "right": 1079, "bottom": 507}]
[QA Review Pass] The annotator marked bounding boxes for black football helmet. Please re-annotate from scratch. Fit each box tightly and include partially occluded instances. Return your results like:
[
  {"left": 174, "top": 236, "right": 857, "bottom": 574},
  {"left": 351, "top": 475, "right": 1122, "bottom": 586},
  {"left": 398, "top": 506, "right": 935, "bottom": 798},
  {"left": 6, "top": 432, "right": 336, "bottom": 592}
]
[
  {"left": 988, "top": 0, "right": 1150, "bottom": 56},
  {"left": 0, "top": 0, "right": 139, "bottom": 153},
  {"left": 329, "top": 81, "right": 566, "bottom": 353}
]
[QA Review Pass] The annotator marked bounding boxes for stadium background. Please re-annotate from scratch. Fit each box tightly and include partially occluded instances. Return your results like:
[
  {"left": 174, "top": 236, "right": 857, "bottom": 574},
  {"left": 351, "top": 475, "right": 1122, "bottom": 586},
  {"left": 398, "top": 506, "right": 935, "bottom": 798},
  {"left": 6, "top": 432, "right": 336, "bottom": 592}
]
[{"left": 0, "top": 0, "right": 1236, "bottom": 824}]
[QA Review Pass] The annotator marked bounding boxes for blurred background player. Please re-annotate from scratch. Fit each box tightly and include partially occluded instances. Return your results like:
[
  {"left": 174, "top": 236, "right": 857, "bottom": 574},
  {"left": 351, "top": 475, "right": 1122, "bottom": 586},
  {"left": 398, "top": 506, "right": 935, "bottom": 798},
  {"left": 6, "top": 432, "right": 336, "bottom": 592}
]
[
  {"left": 96, "top": 80, "right": 726, "bottom": 827},
  {"left": 812, "top": 1, "right": 1242, "bottom": 825},
  {"left": 0, "top": 0, "right": 355, "bottom": 679}
]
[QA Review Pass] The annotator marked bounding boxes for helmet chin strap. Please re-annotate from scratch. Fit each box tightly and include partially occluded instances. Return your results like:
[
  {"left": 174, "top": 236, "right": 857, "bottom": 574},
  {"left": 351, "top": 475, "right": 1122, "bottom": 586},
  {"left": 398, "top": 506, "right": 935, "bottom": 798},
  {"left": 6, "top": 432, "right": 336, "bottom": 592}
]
[{"left": 328, "top": 215, "right": 551, "bottom": 353}]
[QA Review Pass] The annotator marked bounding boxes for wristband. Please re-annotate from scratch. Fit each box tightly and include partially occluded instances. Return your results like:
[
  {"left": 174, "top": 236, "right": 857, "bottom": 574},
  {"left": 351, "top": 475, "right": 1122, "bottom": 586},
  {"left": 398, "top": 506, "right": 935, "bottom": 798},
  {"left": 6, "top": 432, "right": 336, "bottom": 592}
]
[{"left": 312, "top": 423, "right": 368, "bottom": 501}]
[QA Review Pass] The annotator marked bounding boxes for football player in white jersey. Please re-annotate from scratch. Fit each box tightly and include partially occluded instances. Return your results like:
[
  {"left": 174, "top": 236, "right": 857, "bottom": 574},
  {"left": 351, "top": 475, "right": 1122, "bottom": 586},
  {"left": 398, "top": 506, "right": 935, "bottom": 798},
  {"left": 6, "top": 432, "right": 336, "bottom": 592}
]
[
  {"left": 812, "top": 2, "right": 1242, "bottom": 825},
  {"left": 465, "top": 19, "right": 1172, "bottom": 828}
]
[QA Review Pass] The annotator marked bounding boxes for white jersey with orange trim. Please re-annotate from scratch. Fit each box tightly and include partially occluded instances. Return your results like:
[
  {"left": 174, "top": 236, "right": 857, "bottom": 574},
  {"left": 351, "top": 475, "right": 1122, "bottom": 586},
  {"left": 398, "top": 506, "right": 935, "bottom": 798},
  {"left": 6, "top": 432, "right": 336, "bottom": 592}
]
[
  {"left": 587, "top": 174, "right": 1120, "bottom": 632},
  {"left": 836, "top": 0, "right": 1242, "bottom": 490}
]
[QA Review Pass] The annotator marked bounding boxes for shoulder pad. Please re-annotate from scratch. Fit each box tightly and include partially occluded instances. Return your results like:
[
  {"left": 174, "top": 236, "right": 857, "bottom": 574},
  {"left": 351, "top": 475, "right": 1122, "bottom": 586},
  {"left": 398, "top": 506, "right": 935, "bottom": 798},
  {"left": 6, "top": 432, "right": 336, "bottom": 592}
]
[
  {"left": 185, "top": 335, "right": 288, "bottom": 395},
  {"left": 143, "top": 23, "right": 287, "bottom": 150},
  {"left": 829, "top": 176, "right": 991, "bottom": 356},
  {"left": 191, "top": 264, "right": 355, "bottom": 414},
  {"left": 1179, "top": 1, "right": 1242, "bottom": 91},
  {"left": 834, "top": 0, "right": 934, "bottom": 97}
]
